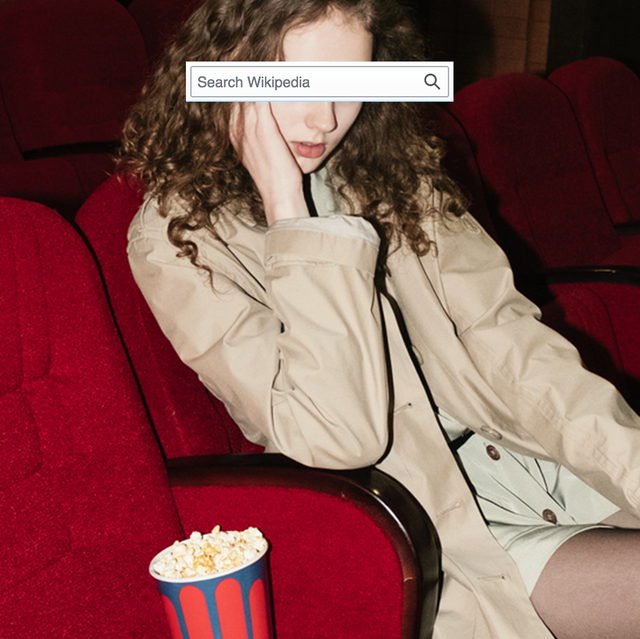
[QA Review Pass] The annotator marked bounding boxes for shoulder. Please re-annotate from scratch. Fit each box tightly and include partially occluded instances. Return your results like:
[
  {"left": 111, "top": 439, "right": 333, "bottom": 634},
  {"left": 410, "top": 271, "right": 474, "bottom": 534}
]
[
  {"left": 429, "top": 211, "right": 539, "bottom": 333},
  {"left": 127, "top": 194, "right": 260, "bottom": 264},
  {"left": 433, "top": 211, "right": 506, "bottom": 271}
]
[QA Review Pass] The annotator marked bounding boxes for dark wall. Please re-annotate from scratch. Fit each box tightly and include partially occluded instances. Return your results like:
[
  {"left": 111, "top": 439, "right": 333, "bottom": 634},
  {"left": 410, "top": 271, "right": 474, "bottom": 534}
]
[{"left": 548, "top": 0, "right": 640, "bottom": 76}]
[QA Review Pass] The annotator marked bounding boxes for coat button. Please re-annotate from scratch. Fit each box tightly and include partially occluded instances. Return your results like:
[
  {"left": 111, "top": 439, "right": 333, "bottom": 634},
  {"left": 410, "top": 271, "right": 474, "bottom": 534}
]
[
  {"left": 486, "top": 445, "right": 501, "bottom": 460},
  {"left": 480, "top": 425, "right": 503, "bottom": 440},
  {"left": 542, "top": 509, "right": 558, "bottom": 524}
]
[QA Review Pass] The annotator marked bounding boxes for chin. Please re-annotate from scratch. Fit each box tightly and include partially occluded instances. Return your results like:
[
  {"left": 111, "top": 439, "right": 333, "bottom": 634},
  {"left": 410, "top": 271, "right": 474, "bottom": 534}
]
[{"left": 297, "top": 157, "right": 325, "bottom": 174}]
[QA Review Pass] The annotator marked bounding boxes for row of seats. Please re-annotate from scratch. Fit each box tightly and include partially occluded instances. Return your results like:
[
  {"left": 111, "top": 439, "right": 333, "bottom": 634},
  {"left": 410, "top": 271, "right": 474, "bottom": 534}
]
[
  {"left": 435, "top": 60, "right": 640, "bottom": 408},
  {"left": 450, "top": 63, "right": 640, "bottom": 273},
  {"left": 1, "top": 191, "right": 440, "bottom": 637},
  {"left": 2, "top": 0, "right": 640, "bottom": 235}
]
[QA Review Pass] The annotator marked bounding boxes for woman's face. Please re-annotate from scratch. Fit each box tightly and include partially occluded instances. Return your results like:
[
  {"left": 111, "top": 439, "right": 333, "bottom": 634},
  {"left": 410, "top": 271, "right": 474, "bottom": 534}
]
[{"left": 270, "top": 9, "right": 374, "bottom": 173}]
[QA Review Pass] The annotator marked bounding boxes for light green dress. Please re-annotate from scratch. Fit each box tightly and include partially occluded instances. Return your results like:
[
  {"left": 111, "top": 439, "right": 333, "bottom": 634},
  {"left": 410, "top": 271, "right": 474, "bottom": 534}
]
[{"left": 439, "top": 409, "right": 617, "bottom": 593}]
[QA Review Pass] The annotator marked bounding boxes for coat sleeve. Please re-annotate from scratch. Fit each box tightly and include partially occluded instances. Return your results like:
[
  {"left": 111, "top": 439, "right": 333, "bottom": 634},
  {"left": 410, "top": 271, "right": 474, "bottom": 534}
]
[
  {"left": 436, "top": 212, "right": 640, "bottom": 513},
  {"left": 127, "top": 205, "right": 390, "bottom": 469}
]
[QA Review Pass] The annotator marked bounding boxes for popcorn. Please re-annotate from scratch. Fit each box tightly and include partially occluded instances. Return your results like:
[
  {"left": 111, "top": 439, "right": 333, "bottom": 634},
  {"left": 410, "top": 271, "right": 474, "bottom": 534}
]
[{"left": 151, "top": 526, "right": 267, "bottom": 580}]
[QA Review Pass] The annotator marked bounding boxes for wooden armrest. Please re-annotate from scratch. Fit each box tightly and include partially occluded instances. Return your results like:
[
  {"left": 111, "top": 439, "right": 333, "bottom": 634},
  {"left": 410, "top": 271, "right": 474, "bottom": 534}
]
[{"left": 168, "top": 453, "right": 441, "bottom": 639}]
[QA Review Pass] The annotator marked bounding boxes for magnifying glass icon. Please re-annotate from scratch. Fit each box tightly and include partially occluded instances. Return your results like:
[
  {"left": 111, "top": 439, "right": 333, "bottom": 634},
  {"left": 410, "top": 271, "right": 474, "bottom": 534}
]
[{"left": 424, "top": 73, "right": 441, "bottom": 90}]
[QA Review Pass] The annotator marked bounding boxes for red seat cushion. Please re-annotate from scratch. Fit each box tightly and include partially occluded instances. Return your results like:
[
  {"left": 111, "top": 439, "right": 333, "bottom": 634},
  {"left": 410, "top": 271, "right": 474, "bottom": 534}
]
[{"left": 76, "top": 175, "right": 262, "bottom": 458}]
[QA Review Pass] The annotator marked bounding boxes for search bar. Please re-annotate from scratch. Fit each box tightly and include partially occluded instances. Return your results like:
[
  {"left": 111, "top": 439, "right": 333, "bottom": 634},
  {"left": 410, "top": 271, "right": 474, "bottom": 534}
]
[{"left": 186, "top": 62, "right": 453, "bottom": 102}]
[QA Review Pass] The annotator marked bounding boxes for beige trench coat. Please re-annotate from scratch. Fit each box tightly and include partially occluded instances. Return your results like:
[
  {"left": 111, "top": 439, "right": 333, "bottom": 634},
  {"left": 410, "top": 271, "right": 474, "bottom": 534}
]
[{"left": 128, "top": 180, "right": 640, "bottom": 639}]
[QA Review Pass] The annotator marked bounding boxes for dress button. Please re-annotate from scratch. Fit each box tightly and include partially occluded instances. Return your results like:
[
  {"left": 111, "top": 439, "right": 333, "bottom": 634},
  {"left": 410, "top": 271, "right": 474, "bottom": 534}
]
[
  {"left": 542, "top": 509, "right": 558, "bottom": 524},
  {"left": 486, "top": 445, "right": 501, "bottom": 460}
]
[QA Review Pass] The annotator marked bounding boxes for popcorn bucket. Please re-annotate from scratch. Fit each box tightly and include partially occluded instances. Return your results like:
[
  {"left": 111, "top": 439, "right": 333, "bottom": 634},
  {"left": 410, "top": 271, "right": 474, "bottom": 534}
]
[{"left": 150, "top": 542, "right": 273, "bottom": 639}]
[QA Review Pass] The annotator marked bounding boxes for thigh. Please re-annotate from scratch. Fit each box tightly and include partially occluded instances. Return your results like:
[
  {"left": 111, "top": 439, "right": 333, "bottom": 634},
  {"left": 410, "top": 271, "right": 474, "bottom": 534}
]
[{"left": 531, "top": 527, "right": 640, "bottom": 639}]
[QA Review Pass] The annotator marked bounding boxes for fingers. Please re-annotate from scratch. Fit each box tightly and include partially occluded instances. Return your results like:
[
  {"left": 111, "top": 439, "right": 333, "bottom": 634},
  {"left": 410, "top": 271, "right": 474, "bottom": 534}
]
[
  {"left": 229, "top": 102, "right": 245, "bottom": 159},
  {"left": 235, "top": 102, "right": 287, "bottom": 157},
  {"left": 228, "top": 102, "right": 308, "bottom": 224}
]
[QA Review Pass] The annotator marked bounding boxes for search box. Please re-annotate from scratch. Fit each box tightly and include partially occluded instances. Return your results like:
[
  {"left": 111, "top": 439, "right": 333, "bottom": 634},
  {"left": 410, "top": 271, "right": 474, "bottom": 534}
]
[{"left": 186, "top": 62, "right": 453, "bottom": 102}]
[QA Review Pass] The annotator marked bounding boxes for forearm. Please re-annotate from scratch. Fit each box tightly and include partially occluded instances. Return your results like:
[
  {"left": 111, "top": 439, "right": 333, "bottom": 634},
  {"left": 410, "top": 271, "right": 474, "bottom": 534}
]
[
  {"left": 260, "top": 217, "right": 389, "bottom": 467},
  {"left": 129, "top": 209, "right": 391, "bottom": 470}
]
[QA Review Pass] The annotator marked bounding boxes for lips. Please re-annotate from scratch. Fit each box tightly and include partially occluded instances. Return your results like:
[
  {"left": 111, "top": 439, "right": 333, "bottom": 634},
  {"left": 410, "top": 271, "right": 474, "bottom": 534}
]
[{"left": 293, "top": 142, "right": 326, "bottom": 159}]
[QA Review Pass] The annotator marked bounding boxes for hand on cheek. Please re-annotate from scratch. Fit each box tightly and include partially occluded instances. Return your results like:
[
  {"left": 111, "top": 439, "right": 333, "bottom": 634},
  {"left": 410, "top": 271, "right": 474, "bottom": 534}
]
[{"left": 230, "top": 102, "right": 309, "bottom": 225}]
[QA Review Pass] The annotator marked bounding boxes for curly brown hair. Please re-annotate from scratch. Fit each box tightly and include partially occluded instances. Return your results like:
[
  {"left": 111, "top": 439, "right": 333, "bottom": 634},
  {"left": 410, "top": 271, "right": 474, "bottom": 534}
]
[{"left": 118, "top": 0, "right": 467, "bottom": 268}]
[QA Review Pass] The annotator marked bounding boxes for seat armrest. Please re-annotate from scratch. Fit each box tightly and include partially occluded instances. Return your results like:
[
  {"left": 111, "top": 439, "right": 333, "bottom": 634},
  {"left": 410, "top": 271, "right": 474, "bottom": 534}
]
[
  {"left": 615, "top": 221, "right": 640, "bottom": 236},
  {"left": 516, "top": 265, "right": 640, "bottom": 306},
  {"left": 168, "top": 453, "right": 441, "bottom": 639}
]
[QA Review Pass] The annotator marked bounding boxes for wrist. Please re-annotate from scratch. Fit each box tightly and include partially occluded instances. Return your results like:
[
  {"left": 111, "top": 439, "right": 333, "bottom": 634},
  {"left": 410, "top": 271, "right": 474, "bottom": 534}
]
[{"left": 264, "top": 188, "right": 309, "bottom": 225}]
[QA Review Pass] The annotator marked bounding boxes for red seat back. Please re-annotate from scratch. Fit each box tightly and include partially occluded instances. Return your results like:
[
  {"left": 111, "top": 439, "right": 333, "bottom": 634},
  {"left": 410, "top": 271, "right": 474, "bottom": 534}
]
[
  {"left": 0, "top": 196, "right": 183, "bottom": 637},
  {"left": 549, "top": 57, "right": 640, "bottom": 226},
  {"left": 0, "top": 158, "right": 85, "bottom": 220},
  {"left": 0, "top": 0, "right": 149, "bottom": 196},
  {"left": 0, "top": 91, "right": 22, "bottom": 163},
  {"left": 420, "top": 103, "right": 498, "bottom": 241},
  {"left": 450, "top": 73, "right": 621, "bottom": 272},
  {"left": 76, "top": 175, "right": 261, "bottom": 458},
  {"left": 129, "top": 0, "right": 204, "bottom": 66}
]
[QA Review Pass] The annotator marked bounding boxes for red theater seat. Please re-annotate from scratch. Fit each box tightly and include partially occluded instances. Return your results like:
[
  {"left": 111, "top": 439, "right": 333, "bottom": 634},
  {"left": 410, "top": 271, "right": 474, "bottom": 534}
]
[
  {"left": 449, "top": 73, "right": 640, "bottom": 273},
  {"left": 0, "top": 0, "right": 149, "bottom": 199},
  {"left": 549, "top": 57, "right": 640, "bottom": 227},
  {"left": 0, "top": 196, "right": 183, "bottom": 637},
  {"left": 76, "top": 175, "right": 259, "bottom": 459},
  {"left": 0, "top": 76, "right": 86, "bottom": 219},
  {"left": 0, "top": 195, "right": 440, "bottom": 638},
  {"left": 129, "top": 0, "right": 204, "bottom": 66}
]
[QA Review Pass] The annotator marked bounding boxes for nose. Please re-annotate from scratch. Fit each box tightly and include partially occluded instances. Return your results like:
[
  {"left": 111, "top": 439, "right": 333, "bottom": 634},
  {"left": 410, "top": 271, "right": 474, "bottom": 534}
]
[{"left": 304, "top": 102, "right": 337, "bottom": 133}]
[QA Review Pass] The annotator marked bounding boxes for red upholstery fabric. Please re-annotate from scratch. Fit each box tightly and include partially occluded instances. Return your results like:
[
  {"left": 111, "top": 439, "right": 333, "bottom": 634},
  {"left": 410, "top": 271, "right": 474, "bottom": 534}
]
[
  {"left": 0, "top": 0, "right": 149, "bottom": 197},
  {"left": 76, "top": 175, "right": 262, "bottom": 458},
  {"left": 540, "top": 282, "right": 640, "bottom": 405},
  {"left": 0, "top": 159, "right": 85, "bottom": 220},
  {"left": 420, "top": 104, "right": 498, "bottom": 241},
  {"left": 172, "top": 484, "right": 404, "bottom": 639},
  {"left": 449, "top": 73, "right": 640, "bottom": 272},
  {"left": 0, "top": 91, "right": 22, "bottom": 163},
  {"left": 572, "top": 282, "right": 640, "bottom": 405},
  {"left": 129, "top": 0, "right": 204, "bottom": 65},
  {"left": 0, "top": 197, "right": 183, "bottom": 637},
  {"left": 549, "top": 57, "right": 640, "bottom": 225},
  {"left": 0, "top": 0, "right": 148, "bottom": 150}
]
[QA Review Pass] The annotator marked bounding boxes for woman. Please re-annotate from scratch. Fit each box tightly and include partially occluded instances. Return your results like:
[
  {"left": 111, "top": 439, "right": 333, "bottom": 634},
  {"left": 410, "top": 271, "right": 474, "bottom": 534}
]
[{"left": 121, "top": 0, "right": 640, "bottom": 637}]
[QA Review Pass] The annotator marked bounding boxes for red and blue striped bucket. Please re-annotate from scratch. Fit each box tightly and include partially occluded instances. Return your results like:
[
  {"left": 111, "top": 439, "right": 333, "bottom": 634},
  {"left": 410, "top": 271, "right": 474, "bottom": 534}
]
[{"left": 150, "top": 543, "right": 273, "bottom": 639}]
